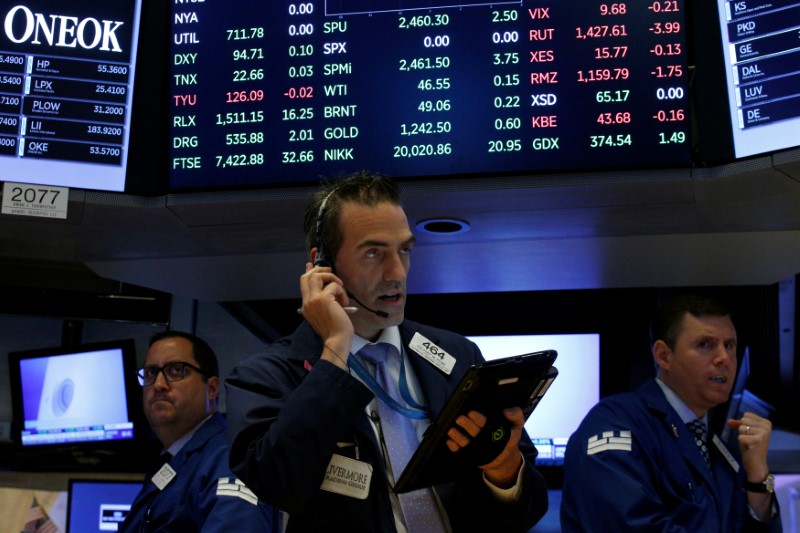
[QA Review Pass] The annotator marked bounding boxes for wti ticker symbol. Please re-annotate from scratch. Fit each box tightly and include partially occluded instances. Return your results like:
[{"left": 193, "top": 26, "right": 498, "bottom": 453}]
[{"left": 4, "top": 5, "right": 125, "bottom": 52}]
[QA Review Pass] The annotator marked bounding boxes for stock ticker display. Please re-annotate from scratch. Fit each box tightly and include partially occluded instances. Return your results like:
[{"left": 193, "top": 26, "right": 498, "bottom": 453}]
[
  {"left": 0, "top": 0, "right": 142, "bottom": 192},
  {"left": 717, "top": 0, "right": 800, "bottom": 159},
  {"left": 169, "top": 0, "right": 691, "bottom": 190}
]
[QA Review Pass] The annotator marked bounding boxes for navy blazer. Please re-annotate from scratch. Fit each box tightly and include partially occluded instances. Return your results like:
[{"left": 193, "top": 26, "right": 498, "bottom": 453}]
[
  {"left": 226, "top": 319, "right": 548, "bottom": 532},
  {"left": 121, "top": 412, "right": 278, "bottom": 533},
  {"left": 561, "top": 379, "right": 781, "bottom": 532}
]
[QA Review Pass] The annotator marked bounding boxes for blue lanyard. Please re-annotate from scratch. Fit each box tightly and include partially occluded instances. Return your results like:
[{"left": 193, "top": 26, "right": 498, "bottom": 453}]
[{"left": 348, "top": 347, "right": 430, "bottom": 420}]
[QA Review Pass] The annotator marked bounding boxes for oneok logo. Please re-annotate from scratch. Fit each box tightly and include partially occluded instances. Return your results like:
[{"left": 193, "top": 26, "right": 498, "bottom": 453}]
[{"left": 4, "top": 5, "right": 125, "bottom": 52}]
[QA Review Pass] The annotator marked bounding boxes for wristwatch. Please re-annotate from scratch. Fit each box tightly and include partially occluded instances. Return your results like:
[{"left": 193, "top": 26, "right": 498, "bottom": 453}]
[{"left": 744, "top": 473, "right": 775, "bottom": 494}]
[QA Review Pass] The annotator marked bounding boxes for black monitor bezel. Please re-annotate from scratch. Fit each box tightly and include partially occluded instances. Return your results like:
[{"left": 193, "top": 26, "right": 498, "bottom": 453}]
[{"left": 7, "top": 338, "right": 144, "bottom": 454}]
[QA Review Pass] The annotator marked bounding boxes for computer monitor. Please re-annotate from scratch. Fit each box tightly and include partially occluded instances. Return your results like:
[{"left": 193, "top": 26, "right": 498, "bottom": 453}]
[
  {"left": 66, "top": 478, "right": 142, "bottom": 532},
  {"left": 691, "top": 0, "right": 800, "bottom": 161},
  {"left": 0, "top": 0, "right": 151, "bottom": 193},
  {"left": 8, "top": 339, "right": 140, "bottom": 448},
  {"left": 467, "top": 333, "right": 600, "bottom": 467},
  {"left": 167, "top": 0, "right": 692, "bottom": 191}
]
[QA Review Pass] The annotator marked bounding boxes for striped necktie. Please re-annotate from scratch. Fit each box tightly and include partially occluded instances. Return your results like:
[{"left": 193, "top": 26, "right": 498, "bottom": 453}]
[{"left": 358, "top": 343, "right": 447, "bottom": 532}]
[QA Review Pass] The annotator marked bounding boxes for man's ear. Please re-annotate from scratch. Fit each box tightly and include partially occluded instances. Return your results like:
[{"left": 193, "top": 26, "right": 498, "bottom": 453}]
[
  {"left": 653, "top": 340, "right": 672, "bottom": 373},
  {"left": 206, "top": 375, "right": 220, "bottom": 402},
  {"left": 310, "top": 246, "right": 333, "bottom": 268}
]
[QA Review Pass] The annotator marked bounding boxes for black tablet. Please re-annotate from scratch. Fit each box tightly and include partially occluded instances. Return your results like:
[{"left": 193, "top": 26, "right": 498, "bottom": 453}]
[{"left": 394, "top": 349, "right": 558, "bottom": 493}]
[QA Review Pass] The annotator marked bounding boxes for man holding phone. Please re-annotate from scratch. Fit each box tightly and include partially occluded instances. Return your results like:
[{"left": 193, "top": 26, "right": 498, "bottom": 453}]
[
  {"left": 226, "top": 172, "right": 548, "bottom": 531},
  {"left": 560, "top": 294, "right": 781, "bottom": 531}
]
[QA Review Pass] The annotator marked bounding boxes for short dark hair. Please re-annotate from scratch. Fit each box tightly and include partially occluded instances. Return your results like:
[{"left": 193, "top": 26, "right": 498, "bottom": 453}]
[
  {"left": 149, "top": 330, "right": 219, "bottom": 379},
  {"left": 650, "top": 293, "right": 732, "bottom": 349},
  {"left": 303, "top": 171, "right": 402, "bottom": 265}
]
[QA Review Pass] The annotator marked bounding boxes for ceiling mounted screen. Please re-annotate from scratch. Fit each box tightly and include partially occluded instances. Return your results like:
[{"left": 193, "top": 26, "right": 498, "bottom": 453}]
[
  {"left": 168, "top": 0, "right": 692, "bottom": 191},
  {"left": 0, "top": 0, "right": 144, "bottom": 192}
]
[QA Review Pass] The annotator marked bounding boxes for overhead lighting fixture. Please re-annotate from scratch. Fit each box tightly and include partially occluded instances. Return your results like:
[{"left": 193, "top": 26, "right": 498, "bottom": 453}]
[
  {"left": 98, "top": 294, "right": 158, "bottom": 301},
  {"left": 416, "top": 218, "right": 471, "bottom": 235}
]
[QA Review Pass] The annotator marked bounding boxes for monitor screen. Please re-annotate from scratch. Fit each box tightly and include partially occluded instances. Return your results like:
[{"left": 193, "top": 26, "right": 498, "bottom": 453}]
[
  {"left": 168, "top": 0, "right": 692, "bottom": 191},
  {"left": 0, "top": 0, "right": 144, "bottom": 192},
  {"left": 467, "top": 333, "right": 600, "bottom": 466},
  {"left": 698, "top": 0, "right": 800, "bottom": 160},
  {"left": 66, "top": 478, "right": 142, "bottom": 533},
  {"left": 8, "top": 339, "right": 139, "bottom": 448}
]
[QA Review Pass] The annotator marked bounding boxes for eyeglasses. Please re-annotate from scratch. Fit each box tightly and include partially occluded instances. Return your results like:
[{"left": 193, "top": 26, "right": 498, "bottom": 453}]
[{"left": 137, "top": 362, "right": 207, "bottom": 387}]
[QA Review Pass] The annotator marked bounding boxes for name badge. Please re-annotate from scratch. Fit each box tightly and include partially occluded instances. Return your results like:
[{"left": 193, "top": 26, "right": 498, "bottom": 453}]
[
  {"left": 152, "top": 463, "right": 177, "bottom": 490},
  {"left": 712, "top": 434, "right": 740, "bottom": 473},
  {"left": 320, "top": 454, "right": 372, "bottom": 500},
  {"left": 409, "top": 333, "right": 456, "bottom": 375}
]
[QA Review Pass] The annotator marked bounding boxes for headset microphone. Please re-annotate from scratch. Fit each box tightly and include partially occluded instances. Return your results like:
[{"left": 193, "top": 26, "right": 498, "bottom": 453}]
[
  {"left": 311, "top": 186, "right": 387, "bottom": 319},
  {"left": 347, "top": 291, "right": 389, "bottom": 318}
]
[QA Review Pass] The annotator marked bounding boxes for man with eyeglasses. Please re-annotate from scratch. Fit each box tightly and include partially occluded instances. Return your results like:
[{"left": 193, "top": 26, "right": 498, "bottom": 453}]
[{"left": 120, "top": 331, "right": 278, "bottom": 532}]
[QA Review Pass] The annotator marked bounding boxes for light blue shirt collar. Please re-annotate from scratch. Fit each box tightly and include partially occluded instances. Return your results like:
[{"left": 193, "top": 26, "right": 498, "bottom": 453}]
[
  {"left": 655, "top": 377, "right": 707, "bottom": 426},
  {"left": 166, "top": 413, "right": 214, "bottom": 456},
  {"left": 352, "top": 326, "right": 402, "bottom": 355}
]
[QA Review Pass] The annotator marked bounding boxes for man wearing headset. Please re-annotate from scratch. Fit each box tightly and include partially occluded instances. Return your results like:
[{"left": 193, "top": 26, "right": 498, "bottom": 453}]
[{"left": 226, "top": 172, "right": 548, "bottom": 531}]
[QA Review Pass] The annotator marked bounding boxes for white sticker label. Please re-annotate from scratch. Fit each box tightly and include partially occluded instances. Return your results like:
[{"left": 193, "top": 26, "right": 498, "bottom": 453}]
[
  {"left": 151, "top": 462, "right": 177, "bottom": 491},
  {"left": 320, "top": 454, "right": 372, "bottom": 500},
  {"left": 2, "top": 181, "right": 68, "bottom": 219},
  {"left": 712, "top": 434, "right": 740, "bottom": 473},
  {"left": 409, "top": 332, "right": 456, "bottom": 375}
]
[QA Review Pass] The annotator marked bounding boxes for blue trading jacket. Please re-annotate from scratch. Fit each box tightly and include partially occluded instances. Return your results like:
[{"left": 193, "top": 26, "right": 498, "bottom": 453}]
[
  {"left": 561, "top": 379, "right": 781, "bottom": 532},
  {"left": 121, "top": 412, "right": 278, "bottom": 532}
]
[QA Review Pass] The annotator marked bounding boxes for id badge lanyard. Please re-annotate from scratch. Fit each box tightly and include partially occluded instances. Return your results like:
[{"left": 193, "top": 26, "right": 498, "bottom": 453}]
[{"left": 348, "top": 346, "right": 430, "bottom": 420}]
